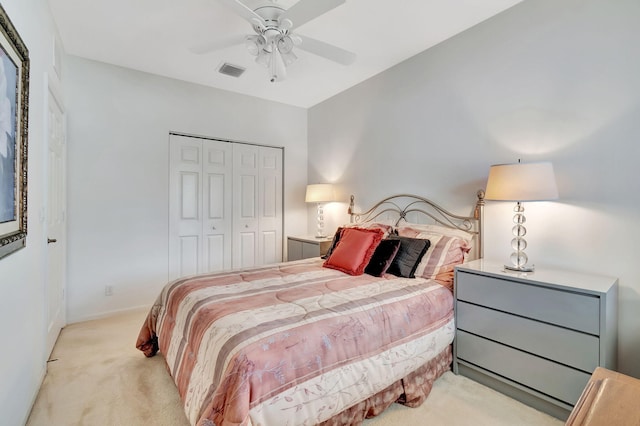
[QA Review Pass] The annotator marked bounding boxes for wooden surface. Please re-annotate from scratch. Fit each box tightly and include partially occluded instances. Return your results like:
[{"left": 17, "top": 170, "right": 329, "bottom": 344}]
[{"left": 566, "top": 367, "right": 640, "bottom": 425}]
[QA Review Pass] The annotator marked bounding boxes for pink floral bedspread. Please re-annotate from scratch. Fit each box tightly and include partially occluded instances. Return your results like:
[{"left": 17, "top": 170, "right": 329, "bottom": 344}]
[{"left": 136, "top": 258, "right": 454, "bottom": 426}]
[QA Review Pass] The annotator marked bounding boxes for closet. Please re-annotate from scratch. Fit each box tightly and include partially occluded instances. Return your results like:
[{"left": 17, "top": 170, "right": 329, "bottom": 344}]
[{"left": 169, "top": 134, "right": 283, "bottom": 280}]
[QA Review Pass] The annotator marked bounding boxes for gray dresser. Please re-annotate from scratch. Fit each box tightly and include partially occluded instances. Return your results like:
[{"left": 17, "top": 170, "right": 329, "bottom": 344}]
[
  {"left": 453, "top": 259, "right": 618, "bottom": 420},
  {"left": 287, "top": 235, "right": 332, "bottom": 261}
]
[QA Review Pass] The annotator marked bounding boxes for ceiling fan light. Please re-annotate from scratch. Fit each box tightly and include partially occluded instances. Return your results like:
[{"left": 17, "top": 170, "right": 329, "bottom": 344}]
[
  {"left": 245, "top": 35, "right": 265, "bottom": 56},
  {"left": 290, "top": 34, "right": 302, "bottom": 46},
  {"left": 277, "top": 35, "right": 294, "bottom": 54},
  {"left": 281, "top": 50, "right": 297, "bottom": 66},
  {"left": 255, "top": 51, "right": 270, "bottom": 67}
]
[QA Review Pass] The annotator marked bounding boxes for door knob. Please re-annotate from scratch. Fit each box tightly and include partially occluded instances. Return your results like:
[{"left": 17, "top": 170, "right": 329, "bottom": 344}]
[{"left": 47, "top": 238, "right": 57, "bottom": 244}]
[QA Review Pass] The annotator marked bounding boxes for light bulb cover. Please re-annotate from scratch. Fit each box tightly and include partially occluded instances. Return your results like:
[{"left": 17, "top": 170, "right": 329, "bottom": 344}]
[
  {"left": 280, "top": 51, "right": 297, "bottom": 66},
  {"left": 277, "top": 35, "right": 294, "bottom": 54},
  {"left": 245, "top": 35, "right": 265, "bottom": 56}
]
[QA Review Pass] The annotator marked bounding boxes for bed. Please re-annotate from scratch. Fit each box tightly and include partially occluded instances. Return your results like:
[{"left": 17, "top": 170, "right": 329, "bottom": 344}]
[{"left": 137, "top": 192, "right": 485, "bottom": 426}]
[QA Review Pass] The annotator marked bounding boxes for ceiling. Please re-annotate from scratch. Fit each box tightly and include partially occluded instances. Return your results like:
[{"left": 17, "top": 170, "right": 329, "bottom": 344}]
[{"left": 48, "top": 0, "right": 523, "bottom": 108}]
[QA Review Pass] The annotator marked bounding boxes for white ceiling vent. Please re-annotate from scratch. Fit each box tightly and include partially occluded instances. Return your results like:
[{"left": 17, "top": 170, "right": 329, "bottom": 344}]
[{"left": 218, "top": 62, "right": 246, "bottom": 78}]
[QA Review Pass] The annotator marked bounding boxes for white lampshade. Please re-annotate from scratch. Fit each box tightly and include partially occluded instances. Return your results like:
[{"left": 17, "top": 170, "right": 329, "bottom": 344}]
[
  {"left": 305, "top": 184, "right": 335, "bottom": 203},
  {"left": 485, "top": 162, "right": 559, "bottom": 202}
]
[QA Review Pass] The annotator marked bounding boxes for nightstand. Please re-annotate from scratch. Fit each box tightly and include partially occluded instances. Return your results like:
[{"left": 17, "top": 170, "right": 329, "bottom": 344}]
[
  {"left": 453, "top": 259, "right": 618, "bottom": 420},
  {"left": 287, "top": 235, "right": 333, "bottom": 261}
]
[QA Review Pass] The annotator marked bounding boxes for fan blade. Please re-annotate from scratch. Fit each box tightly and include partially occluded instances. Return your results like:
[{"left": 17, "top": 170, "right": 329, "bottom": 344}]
[
  {"left": 297, "top": 35, "right": 356, "bottom": 65},
  {"left": 217, "top": 0, "right": 266, "bottom": 26},
  {"left": 279, "top": 0, "right": 345, "bottom": 29},
  {"left": 189, "top": 35, "right": 246, "bottom": 55}
]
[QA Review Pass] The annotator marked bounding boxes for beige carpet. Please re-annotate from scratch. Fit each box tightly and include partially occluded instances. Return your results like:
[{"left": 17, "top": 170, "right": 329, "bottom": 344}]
[{"left": 27, "top": 308, "right": 563, "bottom": 426}]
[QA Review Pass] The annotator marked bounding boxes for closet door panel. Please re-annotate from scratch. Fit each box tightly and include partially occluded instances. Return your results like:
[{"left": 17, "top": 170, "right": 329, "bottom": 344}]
[
  {"left": 206, "top": 235, "right": 225, "bottom": 272},
  {"left": 179, "top": 236, "right": 199, "bottom": 277},
  {"left": 258, "top": 146, "right": 283, "bottom": 266},
  {"left": 238, "top": 232, "right": 256, "bottom": 268},
  {"left": 180, "top": 173, "right": 199, "bottom": 220},
  {"left": 203, "top": 141, "right": 232, "bottom": 272},
  {"left": 262, "top": 175, "right": 277, "bottom": 218},
  {"left": 261, "top": 230, "right": 278, "bottom": 265},
  {"left": 240, "top": 175, "right": 256, "bottom": 218},
  {"left": 233, "top": 144, "right": 259, "bottom": 268},
  {"left": 207, "top": 174, "right": 225, "bottom": 218},
  {"left": 170, "top": 136, "right": 203, "bottom": 280}
]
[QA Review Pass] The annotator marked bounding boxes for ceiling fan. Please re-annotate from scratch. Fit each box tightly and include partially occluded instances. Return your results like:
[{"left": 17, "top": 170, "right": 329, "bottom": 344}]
[{"left": 194, "top": 0, "right": 356, "bottom": 82}]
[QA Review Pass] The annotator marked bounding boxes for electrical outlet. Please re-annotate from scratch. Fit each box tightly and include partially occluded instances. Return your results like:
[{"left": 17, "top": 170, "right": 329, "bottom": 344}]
[{"left": 104, "top": 285, "right": 113, "bottom": 296}]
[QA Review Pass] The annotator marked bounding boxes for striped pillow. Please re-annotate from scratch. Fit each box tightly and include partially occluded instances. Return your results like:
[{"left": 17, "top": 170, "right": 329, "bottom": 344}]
[
  {"left": 397, "top": 228, "right": 471, "bottom": 288},
  {"left": 396, "top": 223, "right": 473, "bottom": 242}
]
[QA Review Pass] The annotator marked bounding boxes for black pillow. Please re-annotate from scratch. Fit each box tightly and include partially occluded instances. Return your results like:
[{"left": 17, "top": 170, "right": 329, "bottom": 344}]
[
  {"left": 321, "top": 227, "right": 343, "bottom": 259},
  {"left": 365, "top": 239, "right": 401, "bottom": 277},
  {"left": 386, "top": 236, "right": 431, "bottom": 278}
]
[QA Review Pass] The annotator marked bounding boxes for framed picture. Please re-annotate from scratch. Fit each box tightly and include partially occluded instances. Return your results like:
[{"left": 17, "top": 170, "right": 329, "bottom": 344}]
[{"left": 0, "top": 4, "right": 29, "bottom": 260}]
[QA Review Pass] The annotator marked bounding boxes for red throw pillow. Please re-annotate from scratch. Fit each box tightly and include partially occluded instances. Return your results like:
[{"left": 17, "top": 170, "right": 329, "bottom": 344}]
[{"left": 323, "top": 227, "right": 383, "bottom": 275}]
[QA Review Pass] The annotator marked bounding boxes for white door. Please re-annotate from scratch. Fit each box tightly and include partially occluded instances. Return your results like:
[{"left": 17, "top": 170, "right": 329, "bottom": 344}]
[
  {"left": 232, "top": 144, "right": 259, "bottom": 268},
  {"left": 169, "top": 135, "right": 204, "bottom": 280},
  {"left": 258, "top": 146, "right": 283, "bottom": 265},
  {"left": 169, "top": 135, "right": 233, "bottom": 280},
  {"left": 45, "top": 79, "right": 66, "bottom": 357}
]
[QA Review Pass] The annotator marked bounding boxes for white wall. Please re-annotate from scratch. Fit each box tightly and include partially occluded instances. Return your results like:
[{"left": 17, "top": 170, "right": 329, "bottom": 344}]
[
  {"left": 65, "top": 56, "right": 308, "bottom": 323},
  {"left": 0, "top": 0, "right": 62, "bottom": 424},
  {"left": 308, "top": 0, "right": 640, "bottom": 377},
  {"left": 2, "top": 0, "right": 636, "bottom": 423}
]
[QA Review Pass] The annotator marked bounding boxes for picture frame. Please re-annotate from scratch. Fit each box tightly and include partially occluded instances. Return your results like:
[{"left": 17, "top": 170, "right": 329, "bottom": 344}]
[{"left": 0, "top": 4, "right": 29, "bottom": 260}]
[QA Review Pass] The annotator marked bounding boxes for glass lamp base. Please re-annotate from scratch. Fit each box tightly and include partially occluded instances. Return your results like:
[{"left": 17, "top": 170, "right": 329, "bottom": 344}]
[
  {"left": 504, "top": 264, "right": 535, "bottom": 273},
  {"left": 315, "top": 203, "right": 326, "bottom": 239},
  {"left": 505, "top": 202, "right": 534, "bottom": 273}
]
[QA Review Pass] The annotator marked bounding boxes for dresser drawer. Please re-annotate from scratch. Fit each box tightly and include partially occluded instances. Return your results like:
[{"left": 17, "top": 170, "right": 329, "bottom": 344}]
[
  {"left": 456, "top": 271, "right": 600, "bottom": 335},
  {"left": 457, "top": 330, "right": 591, "bottom": 405},
  {"left": 457, "top": 301, "right": 599, "bottom": 372}
]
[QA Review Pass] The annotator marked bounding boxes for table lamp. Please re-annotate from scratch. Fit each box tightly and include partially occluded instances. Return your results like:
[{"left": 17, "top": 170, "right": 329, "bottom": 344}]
[
  {"left": 485, "top": 161, "right": 558, "bottom": 272},
  {"left": 305, "top": 184, "right": 335, "bottom": 238}
]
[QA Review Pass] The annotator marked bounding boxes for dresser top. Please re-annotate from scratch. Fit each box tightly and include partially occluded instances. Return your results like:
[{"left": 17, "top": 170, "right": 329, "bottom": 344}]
[
  {"left": 288, "top": 235, "right": 333, "bottom": 243},
  {"left": 457, "top": 259, "right": 618, "bottom": 295}
]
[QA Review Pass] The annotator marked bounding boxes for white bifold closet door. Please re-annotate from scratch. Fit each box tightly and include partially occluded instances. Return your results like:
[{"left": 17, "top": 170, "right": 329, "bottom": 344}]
[
  {"left": 232, "top": 143, "right": 283, "bottom": 269},
  {"left": 169, "top": 134, "right": 283, "bottom": 280}
]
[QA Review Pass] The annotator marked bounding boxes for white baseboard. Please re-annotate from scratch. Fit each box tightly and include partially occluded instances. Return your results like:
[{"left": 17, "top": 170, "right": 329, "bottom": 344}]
[{"left": 67, "top": 304, "right": 150, "bottom": 324}]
